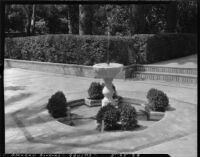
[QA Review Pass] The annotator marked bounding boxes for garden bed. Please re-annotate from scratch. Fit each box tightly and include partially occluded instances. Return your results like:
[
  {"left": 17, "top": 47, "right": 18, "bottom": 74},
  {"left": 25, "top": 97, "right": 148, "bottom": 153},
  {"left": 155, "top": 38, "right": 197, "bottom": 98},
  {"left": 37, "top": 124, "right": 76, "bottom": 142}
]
[{"left": 56, "top": 97, "right": 165, "bottom": 132}]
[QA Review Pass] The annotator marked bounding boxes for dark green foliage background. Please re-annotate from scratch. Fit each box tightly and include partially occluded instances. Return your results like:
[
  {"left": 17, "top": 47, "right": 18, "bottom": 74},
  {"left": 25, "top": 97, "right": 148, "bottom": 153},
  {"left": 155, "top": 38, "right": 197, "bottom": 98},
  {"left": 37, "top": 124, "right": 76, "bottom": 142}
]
[{"left": 5, "top": 33, "right": 197, "bottom": 65}]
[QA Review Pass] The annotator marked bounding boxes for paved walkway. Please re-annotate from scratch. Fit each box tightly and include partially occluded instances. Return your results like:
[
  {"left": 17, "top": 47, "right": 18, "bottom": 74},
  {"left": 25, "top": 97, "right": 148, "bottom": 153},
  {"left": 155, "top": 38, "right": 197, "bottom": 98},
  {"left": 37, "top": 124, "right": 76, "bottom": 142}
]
[{"left": 4, "top": 68, "right": 197, "bottom": 155}]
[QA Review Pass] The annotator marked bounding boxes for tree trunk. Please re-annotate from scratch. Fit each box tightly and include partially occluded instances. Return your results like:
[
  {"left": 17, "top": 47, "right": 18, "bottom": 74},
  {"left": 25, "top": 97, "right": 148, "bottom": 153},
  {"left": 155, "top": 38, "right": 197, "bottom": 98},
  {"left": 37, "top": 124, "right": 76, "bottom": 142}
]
[
  {"left": 25, "top": 14, "right": 31, "bottom": 36},
  {"left": 22, "top": 5, "right": 32, "bottom": 36},
  {"left": 79, "top": 4, "right": 85, "bottom": 35},
  {"left": 30, "top": 4, "right": 36, "bottom": 35},
  {"left": 68, "top": 5, "right": 79, "bottom": 34},
  {"left": 79, "top": 5, "right": 93, "bottom": 35},
  {"left": 138, "top": 5, "right": 148, "bottom": 33},
  {"left": 165, "top": 2, "right": 178, "bottom": 32},
  {"left": 5, "top": 5, "right": 11, "bottom": 32},
  {"left": 129, "top": 5, "right": 147, "bottom": 35}
]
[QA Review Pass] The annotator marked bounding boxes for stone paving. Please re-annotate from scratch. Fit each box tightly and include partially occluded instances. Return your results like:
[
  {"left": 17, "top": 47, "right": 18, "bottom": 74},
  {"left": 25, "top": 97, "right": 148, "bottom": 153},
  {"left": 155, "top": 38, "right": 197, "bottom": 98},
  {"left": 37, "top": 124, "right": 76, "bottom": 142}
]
[{"left": 4, "top": 68, "right": 197, "bottom": 156}]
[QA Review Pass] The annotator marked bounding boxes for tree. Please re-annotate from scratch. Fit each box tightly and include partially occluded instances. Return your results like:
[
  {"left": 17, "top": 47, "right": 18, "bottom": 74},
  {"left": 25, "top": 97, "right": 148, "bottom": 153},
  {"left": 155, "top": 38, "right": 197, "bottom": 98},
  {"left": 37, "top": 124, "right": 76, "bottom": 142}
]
[
  {"left": 165, "top": 1, "right": 178, "bottom": 32},
  {"left": 6, "top": 5, "right": 26, "bottom": 33},
  {"left": 30, "top": 4, "right": 36, "bottom": 34},
  {"left": 177, "top": 0, "right": 197, "bottom": 33},
  {"left": 5, "top": 5, "right": 11, "bottom": 32},
  {"left": 5, "top": 3, "right": 197, "bottom": 36},
  {"left": 68, "top": 5, "right": 79, "bottom": 34},
  {"left": 35, "top": 5, "right": 68, "bottom": 34},
  {"left": 129, "top": 4, "right": 150, "bottom": 35},
  {"left": 21, "top": 5, "right": 33, "bottom": 35},
  {"left": 105, "top": 5, "right": 130, "bottom": 36},
  {"left": 92, "top": 5, "right": 107, "bottom": 35},
  {"left": 79, "top": 4, "right": 94, "bottom": 35}
]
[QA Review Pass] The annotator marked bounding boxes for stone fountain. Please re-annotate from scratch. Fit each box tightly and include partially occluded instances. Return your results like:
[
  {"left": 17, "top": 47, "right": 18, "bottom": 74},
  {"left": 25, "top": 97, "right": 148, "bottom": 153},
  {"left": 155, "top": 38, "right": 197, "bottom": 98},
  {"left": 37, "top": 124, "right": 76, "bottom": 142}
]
[{"left": 93, "top": 63, "right": 123, "bottom": 107}]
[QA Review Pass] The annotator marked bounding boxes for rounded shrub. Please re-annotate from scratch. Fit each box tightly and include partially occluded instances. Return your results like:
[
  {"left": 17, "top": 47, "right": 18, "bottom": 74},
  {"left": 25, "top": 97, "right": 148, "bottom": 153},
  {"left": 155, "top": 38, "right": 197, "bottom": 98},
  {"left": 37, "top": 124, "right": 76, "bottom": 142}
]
[
  {"left": 146, "top": 88, "right": 169, "bottom": 112},
  {"left": 96, "top": 104, "right": 120, "bottom": 130},
  {"left": 46, "top": 91, "right": 67, "bottom": 118},
  {"left": 88, "top": 82, "right": 104, "bottom": 99},
  {"left": 119, "top": 104, "right": 138, "bottom": 130}
]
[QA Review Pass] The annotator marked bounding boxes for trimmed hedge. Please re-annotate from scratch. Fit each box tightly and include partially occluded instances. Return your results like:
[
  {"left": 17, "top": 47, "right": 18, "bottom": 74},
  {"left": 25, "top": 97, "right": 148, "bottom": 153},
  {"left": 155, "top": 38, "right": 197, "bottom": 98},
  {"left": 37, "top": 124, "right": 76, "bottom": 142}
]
[
  {"left": 47, "top": 91, "right": 67, "bottom": 118},
  {"left": 5, "top": 33, "right": 197, "bottom": 65},
  {"left": 146, "top": 33, "right": 197, "bottom": 63},
  {"left": 96, "top": 103, "right": 138, "bottom": 131},
  {"left": 96, "top": 104, "right": 120, "bottom": 130},
  {"left": 88, "top": 82, "right": 104, "bottom": 99},
  {"left": 118, "top": 104, "right": 138, "bottom": 130},
  {"left": 146, "top": 88, "right": 169, "bottom": 112}
]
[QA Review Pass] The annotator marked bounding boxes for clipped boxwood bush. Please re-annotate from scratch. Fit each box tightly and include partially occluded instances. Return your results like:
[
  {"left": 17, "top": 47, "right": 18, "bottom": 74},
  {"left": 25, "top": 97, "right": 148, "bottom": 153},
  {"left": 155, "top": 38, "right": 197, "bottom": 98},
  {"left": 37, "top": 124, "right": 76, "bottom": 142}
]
[
  {"left": 146, "top": 88, "right": 169, "bottom": 112},
  {"left": 96, "top": 104, "right": 120, "bottom": 130},
  {"left": 88, "top": 82, "right": 104, "bottom": 99},
  {"left": 118, "top": 104, "right": 138, "bottom": 130},
  {"left": 5, "top": 34, "right": 197, "bottom": 65},
  {"left": 46, "top": 91, "right": 67, "bottom": 118}
]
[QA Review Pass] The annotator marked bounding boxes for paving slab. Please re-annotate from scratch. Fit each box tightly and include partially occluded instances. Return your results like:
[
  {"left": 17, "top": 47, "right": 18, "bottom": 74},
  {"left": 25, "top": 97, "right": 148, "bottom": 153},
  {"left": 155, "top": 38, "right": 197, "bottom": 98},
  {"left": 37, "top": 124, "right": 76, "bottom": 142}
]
[{"left": 4, "top": 68, "right": 197, "bottom": 155}]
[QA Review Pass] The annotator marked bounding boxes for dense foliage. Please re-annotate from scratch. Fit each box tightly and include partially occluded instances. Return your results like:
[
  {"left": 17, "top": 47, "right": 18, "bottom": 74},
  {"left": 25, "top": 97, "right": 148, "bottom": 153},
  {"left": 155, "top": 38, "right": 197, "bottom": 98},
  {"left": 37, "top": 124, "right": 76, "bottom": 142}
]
[
  {"left": 96, "top": 104, "right": 120, "bottom": 130},
  {"left": 146, "top": 33, "right": 197, "bottom": 63},
  {"left": 118, "top": 104, "right": 138, "bottom": 130},
  {"left": 88, "top": 82, "right": 104, "bottom": 99},
  {"left": 5, "top": 2, "right": 197, "bottom": 36},
  {"left": 5, "top": 33, "right": 197, "bottom": 65},
  {"left": 96, "top": 103, "right": 138, "bottom": 131},
  {"left": 146, "top": 88, "right": 169, "bottom": 112},
  {"left": 46, "top": 91, "right": 67, "bottom": 118}
]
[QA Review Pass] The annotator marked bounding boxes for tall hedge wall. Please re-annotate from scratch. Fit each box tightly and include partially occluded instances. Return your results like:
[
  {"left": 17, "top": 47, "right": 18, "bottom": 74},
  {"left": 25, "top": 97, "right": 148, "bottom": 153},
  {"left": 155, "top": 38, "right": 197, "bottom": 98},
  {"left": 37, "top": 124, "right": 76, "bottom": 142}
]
[{"left": 4, "top": 34, "right": 197, "bottom": 65}]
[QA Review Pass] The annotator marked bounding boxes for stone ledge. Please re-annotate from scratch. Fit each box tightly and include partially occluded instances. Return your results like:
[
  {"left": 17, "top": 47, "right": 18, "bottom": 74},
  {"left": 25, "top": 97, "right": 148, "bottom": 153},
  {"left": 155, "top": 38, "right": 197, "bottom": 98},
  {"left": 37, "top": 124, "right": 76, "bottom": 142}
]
[
  {"left": 125, "top": 64, "right": 197, "bottom": 75},
  {"left": 84, "top": 97, "right": 120, "bottom": 107},
  {"left": 4, "top": 59, "right": 125, "bottom": 79},
  {"left": 84, "top": 98, "right": 102, "bottom": 107},
  {"left": 4, "top": 59, "right": 197, "bottom": 84},
  {"left": 134, "top": 72, "right": 197, "bottom": 84},
  {"left": 68, "top": 99, "right": 85, "bottom": 108},
  {"left": 4, "top": 59, "right": 96, "bottom": 78},
  {"left": 147, "top": 111, "right": 165, "bottom": 121}
]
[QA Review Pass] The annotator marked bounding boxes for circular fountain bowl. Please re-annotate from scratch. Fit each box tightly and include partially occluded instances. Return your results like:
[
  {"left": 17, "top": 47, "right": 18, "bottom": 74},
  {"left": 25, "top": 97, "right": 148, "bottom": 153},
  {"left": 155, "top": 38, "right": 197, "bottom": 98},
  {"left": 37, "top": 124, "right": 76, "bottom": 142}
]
[{"left": 93, "top": 63, "right": 123, "bottom": 78}]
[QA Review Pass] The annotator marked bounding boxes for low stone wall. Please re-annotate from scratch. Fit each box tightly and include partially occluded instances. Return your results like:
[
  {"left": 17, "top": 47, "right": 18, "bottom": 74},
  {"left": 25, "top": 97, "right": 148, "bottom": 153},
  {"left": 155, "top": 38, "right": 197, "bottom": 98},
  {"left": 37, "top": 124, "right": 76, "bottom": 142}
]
[
  {"left": 136, "top": 65, "right": 197, "bottom": 75},
  {"left": 4, "top": 59, "right": 197, "bottom": 84},
  {"left": 4, "top": 59, "right": 126, "bottom": 79}
]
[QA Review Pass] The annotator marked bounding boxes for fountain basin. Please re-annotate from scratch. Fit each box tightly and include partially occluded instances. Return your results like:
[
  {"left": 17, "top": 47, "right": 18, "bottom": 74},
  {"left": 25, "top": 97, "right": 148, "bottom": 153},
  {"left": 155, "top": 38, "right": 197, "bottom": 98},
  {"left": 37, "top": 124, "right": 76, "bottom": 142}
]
[{"left": 93, "top": 63, "right": 123, "bottom": 78}]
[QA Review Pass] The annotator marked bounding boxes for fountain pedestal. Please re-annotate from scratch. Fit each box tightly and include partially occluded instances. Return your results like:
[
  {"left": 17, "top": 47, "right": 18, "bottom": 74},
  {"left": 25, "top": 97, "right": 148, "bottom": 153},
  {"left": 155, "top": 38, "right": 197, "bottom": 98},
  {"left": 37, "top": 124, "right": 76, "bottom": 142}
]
[
  {"left": 102, "top": 78, "right": 114, "bottom": 107},
  {"left": 93, "top": 63, "right": 123, "bottom": 107}
]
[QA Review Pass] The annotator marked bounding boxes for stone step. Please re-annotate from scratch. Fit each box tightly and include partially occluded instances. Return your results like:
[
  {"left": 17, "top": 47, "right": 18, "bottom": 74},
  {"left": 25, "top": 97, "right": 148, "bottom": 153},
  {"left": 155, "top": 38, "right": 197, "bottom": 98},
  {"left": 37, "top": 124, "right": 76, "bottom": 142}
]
[
  {"left": 136, "top": 65, "right": 197, "bottom": 75},
  {"left": 133, "top": 71, "right": 197, "bottom": 84}
]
